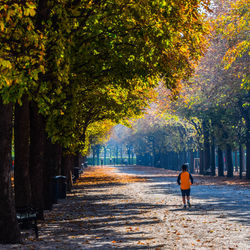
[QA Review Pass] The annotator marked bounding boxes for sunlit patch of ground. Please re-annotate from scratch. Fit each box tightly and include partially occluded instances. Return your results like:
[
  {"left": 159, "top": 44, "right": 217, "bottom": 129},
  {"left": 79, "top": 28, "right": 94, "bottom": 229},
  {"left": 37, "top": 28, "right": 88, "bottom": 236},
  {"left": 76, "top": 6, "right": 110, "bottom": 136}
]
[
  {"left": 121, "top": 165, "right": 250, "bottom": 188},
  {"left": 75, "top": 166, "right": 146, "bottom": 186},
  {"left": 1, "top": 165, "right": 249, "bottom": 250}
]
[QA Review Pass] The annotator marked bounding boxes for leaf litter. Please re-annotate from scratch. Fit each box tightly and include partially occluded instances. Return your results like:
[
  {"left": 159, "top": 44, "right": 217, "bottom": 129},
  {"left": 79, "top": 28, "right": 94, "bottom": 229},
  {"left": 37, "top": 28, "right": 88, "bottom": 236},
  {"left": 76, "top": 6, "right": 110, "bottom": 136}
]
[{"left": 1, "top": 165, "right": 249, "bottom": 249}]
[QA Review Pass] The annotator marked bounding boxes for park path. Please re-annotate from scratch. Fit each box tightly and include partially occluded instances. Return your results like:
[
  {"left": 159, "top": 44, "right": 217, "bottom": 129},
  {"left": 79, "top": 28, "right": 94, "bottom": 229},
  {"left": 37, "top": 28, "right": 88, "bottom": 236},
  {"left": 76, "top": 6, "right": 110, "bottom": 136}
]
[{"left": 1, "top": 165, "right": 250, "bottom": 250}]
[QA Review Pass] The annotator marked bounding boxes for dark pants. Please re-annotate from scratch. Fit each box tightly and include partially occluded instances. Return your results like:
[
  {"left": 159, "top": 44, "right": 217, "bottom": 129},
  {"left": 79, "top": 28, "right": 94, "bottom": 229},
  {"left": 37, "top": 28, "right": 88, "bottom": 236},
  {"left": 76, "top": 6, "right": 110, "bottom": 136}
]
[{"left": 181, "top": 189, "right": 190, "bottom": 197}]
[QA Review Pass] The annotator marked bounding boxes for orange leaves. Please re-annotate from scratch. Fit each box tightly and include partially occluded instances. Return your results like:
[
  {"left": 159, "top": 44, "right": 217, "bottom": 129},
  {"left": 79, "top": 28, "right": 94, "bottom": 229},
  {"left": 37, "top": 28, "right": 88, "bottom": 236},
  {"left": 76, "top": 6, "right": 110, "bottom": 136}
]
[
  {"left": 137, "top": 241, "right": 145, "bottom": 245},
  {"left": 75, "top": 166, "right": 146, "bottom": 186},
  {"left": 126, "top": 226, "right": 140, "bottom": 232}
]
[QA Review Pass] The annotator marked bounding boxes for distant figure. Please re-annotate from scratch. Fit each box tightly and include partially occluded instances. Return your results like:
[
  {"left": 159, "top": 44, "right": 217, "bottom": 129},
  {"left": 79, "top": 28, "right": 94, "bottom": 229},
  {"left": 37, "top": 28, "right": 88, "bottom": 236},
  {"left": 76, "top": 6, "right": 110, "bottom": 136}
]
[
  {"left": 177, "top": 164, "right": 194, "bottom": 209},
  {"left": 101, "top": 159, "right": 103, "bottom": 165}
]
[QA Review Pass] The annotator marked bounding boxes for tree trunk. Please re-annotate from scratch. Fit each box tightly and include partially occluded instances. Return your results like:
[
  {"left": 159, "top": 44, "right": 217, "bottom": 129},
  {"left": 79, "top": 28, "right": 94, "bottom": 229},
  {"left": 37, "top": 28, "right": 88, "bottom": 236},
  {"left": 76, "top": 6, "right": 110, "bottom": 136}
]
[
  {"left": 43, "top": 138, "right": 55, "bottom": 210},
  {"left": 183, "top": 150, "right": 187, "bottom": 163},
  {"left": 14, "top": 95, "right": 32, "bottom": 208},
  {"left": 218, "top": 147, "right": 224, "bottom": 176},
  {"left": 179, "top": 151, "right": 184, "bottom": 166},
  {"left": 170, "top": 152, "right": 173, "bottom": 170},
  {"left": 109, "top": 147, "right": 112, "bottom": 164},
  {"left": 96, "top": 146, "right": 100, "bottom": 166},
  {"left": 234, "top": 151, "right": 238, "bottom": 172},
  {"left": 226, "top": 144, "right": 233, "bottom": 178},
  {"left": 199, "top": 149, "right": 204, "bottom": 174},
  {"left": 29, "top": 101, "right": 46, "bottom": 219},
  {"left": 92, "top": 148, "right": 95, "bottom": 166},
  {"left": 189, "top": 150, "right": 194, "bottom": 173},
  {"left": 62, "top": 153, "right": 74, "bottom": 192},
  {"left": 120, "top": 146, "right": 123, "bottom": 165},
  {"left": 238, "top": 91, "right": 250, "bottom": 179},
  {"left": 104, "top": 146, "right": 107, "bottom": 165},
  {"left": 131, "top": 149, "right": 134, "bottom": 165},
  {"left": 55, "top": 144, "right": 62, "bottom": 175},
  {"left": 203, "top": 120, "right": 210, "bottom": 171},
  {"left": 239, "top": 144, "right": 243, "bottom": 179},
  {"left": 246, "top": 141, "right": 250, "bottom": 180},
  {"left": 128, "top": 147, "right": 131, "bottom": 165},
  {"left": 174, "top": 152, "right": 178, "bottom": 170},
  {"left": 204, "top": 141, "right": 210, "bottom": 172},
  {"left": 115, "top": 146, "right": 118, "bottom": 165},
  {"left": 74, "top": 153, "right": 80, "bottom": 170},
  {"left": 0, "top": 101, "right": 21, "bottom": 243},
  {"left": 211, "top": 140, "right": 216, "bottom": 176}
]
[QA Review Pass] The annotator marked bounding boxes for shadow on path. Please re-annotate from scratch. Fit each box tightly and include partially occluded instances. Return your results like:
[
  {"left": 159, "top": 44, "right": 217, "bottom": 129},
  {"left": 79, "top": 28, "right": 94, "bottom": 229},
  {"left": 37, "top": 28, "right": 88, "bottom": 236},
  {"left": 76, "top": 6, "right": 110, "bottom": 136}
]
[
  {"left": 118, "top": 166, "right": 250, "bottom": 226},
  {"left": 38, "top": 180, "right": 167, "bottom": 249}
]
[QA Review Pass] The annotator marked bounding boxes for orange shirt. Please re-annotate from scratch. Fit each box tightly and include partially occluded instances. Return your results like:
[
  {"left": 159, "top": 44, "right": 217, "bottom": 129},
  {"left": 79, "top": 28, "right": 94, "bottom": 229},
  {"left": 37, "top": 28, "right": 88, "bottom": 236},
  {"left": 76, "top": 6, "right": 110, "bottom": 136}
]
[{"left": 177, "top": 171, "right": 193, "bottom": 190}]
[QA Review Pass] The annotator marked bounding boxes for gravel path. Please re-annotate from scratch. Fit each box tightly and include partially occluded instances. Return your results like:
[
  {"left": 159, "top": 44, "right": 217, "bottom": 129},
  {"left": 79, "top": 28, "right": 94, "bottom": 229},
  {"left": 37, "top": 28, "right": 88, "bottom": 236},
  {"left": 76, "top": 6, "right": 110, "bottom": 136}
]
[{"left": 1, "top": 165, "right": 250, "bottom": 250}]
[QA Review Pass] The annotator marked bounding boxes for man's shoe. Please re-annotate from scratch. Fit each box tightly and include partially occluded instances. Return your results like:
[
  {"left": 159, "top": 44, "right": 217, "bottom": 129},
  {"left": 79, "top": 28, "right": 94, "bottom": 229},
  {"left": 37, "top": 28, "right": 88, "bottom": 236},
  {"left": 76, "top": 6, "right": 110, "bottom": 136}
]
[{"left": 183, "top": 204, "right": 187, "bottom": 209}]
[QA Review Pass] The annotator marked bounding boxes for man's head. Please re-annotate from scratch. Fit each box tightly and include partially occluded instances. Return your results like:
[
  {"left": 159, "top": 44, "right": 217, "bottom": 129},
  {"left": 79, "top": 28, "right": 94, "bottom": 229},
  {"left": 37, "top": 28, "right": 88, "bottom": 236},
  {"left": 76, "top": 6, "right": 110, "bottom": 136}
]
[{"left": 182, "top": 164, "right": 188, "bottom": 171}]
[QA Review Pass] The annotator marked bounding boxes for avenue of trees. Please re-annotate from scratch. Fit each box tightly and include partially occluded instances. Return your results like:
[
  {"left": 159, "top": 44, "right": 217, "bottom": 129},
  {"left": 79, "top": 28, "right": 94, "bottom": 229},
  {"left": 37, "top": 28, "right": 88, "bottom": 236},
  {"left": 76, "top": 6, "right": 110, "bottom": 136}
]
[
  {"left": 107, "top": 0, "right": 249, "bottom": 179},
  {"left": 0, "top": 0, "right": 211, "bottom": 244}
]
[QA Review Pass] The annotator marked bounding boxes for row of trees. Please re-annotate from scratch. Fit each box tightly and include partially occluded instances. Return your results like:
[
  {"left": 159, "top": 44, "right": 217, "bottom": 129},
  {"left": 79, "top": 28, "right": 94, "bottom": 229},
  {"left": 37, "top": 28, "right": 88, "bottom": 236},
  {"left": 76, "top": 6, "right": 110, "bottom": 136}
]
[
  {"left": 90, "top": 130, "right": 136, "bottom": 166},
  {"left": 0, "top": 0, "right": 210, "bottom": 243},
  {"left": 110, "top": 0, "right": 249, "bottom": 179}
]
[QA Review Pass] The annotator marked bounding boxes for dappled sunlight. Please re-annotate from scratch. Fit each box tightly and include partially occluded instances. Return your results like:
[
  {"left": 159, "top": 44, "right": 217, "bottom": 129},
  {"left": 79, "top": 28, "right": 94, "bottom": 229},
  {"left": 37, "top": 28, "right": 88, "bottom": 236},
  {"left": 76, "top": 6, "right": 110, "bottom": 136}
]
[
  {"left": 75, "top": 166, "right": 146, "bottom": 186},
  {"left": 2, "top": 165, "right": 249, "bottom": 249}
]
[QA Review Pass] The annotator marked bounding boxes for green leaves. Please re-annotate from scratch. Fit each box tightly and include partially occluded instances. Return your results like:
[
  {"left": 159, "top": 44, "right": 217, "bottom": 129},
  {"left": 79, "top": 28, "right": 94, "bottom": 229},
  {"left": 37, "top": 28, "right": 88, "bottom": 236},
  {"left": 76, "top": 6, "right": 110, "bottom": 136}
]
[
  {"left": 0, "top": 0, "right": 211, "bottom": 154},
  {"left": 0, "top": 1, "right": 46, "bottom": 102}
]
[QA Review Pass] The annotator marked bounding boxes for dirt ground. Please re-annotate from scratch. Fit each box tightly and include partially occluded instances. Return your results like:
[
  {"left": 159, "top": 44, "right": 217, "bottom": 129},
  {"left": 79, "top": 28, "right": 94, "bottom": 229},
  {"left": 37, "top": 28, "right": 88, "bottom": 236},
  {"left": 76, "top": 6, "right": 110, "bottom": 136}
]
[{"left": 1, "top": 165, "right": 250, "bottom": 250}]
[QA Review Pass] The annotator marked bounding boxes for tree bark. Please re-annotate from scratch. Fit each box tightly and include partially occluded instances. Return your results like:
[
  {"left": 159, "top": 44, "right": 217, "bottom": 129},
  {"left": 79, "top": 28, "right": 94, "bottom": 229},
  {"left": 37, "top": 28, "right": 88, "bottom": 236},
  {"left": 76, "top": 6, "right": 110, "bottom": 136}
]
[
  {"left": 0, "top": 101, "right": 21, "bottom": 243},
  {"left": 115, "top": 146, "right": 118, "bottom": 165},
  {"left": 96, "top": 145, "right": 100, "bottom": 165},
  {"left": 62, "top": 153, "right": 74, "bottom": 192},
  {"left": 218, "top": 147, "right": 224, "bottom": 176},
  {"left": 189, "top": 150, "right": 194, "bottom": 173},
  {"left": 174, "top": 152, "right": 178, "bottom": 170},
  {"left": 14, "top": 95, "right": 32, "bottom": 208},
  {"left": 234, "top": 151, "right": 238, "bottom": 172},
  {"left": 239, "top": 144, "right": 243, "bottom": 179},
  {"left": 204, "top": 141, "right": 210, "bottom": 171},
  {"left": 203, "top": 120, "right": 210, "bottom": 172},
  {"left": 226, "top": 144, "right": 233, "bottom": 178},
  {"left": 128, "top": 147, "right": 131, "bottom": 165},
  {"left": 131, "top": 149, "right": 134, "bottom": 165},
  {"left": 211, "top": 140, "right": 216, "bottom": 176},
  {"left": 43, "top": 138, "right": 56, "bottom": 210},
  {"left": 238, "top": 91, "right": 250, "bottom": 179},
  {"left": 92, "top": 147, "right": 95, "bottom": 166},
  {"left": 29, "top": 101, "right": 45, "bottom": 219},
  {"left": 246, "top": 141, "right": 250, "bottom": 180},
  {"left": 199, "top": 149, "right": 204, "bottom": 174},
  {"left": 104, "top": 146, "right": 107, "bottom": 165}
]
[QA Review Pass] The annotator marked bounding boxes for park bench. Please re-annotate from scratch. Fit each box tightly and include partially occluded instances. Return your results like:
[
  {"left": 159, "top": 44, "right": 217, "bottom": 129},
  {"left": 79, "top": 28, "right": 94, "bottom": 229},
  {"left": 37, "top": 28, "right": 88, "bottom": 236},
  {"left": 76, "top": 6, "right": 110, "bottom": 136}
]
[{"left": 16, "top": 207, "right": 38, "bottom": 238}]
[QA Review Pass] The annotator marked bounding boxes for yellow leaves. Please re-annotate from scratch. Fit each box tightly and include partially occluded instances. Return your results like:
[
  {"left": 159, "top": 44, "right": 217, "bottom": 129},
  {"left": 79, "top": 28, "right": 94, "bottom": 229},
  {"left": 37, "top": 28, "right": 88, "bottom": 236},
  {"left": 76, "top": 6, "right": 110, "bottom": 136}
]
[
  {"left": 137, "top": 241, "right": 145, "bottom": 245},
  {"left": 223, "top": 41, "right": 249, "bottom": 70},
  {"left": 0, "top": 21, "right": 4, "bottom": 32},
  {"left": 75, "top": 166, "right": 145, "bottom": 186},
  {"left": 5, "top": 78, "right": 13, "bottom": 86},
  {"left": 24, "top": 2, "right": 36, "bottom": 17},
  {"left": 0, "top": 58, "right": 12, "bottom": 69},
  {"left": 40, "top": 65, "right": 45, "bottom": 74}
]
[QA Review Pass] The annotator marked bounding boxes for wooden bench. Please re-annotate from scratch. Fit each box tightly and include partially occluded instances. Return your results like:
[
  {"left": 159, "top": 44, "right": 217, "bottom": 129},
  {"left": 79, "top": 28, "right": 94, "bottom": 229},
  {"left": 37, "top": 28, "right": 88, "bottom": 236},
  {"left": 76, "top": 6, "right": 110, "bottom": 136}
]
[{"left": 16, "top": 207, "right": 38, "bottom": 238}]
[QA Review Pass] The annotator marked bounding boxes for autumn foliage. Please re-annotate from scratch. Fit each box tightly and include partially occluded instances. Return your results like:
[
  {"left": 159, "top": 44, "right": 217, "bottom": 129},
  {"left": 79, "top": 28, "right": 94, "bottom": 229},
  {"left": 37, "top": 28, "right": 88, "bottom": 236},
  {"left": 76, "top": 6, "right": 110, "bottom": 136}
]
[{"left": 75, "top": 166, "right": 145, "bottom": 186}]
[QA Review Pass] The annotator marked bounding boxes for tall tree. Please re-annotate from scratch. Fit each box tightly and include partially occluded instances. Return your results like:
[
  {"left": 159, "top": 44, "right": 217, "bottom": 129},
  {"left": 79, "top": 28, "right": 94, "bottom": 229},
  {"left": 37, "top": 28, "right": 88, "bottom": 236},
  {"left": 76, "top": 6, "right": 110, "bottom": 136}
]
[{"left": 0, "top": 101, "right": 21, "bottom": 243}]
